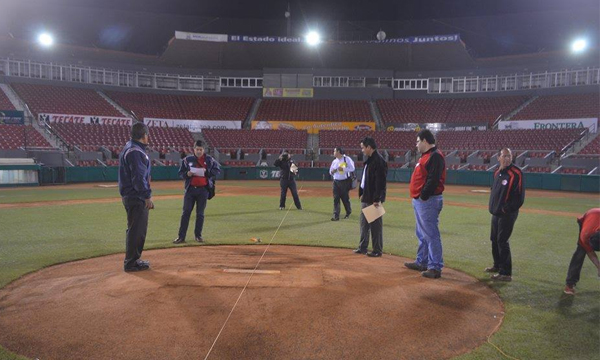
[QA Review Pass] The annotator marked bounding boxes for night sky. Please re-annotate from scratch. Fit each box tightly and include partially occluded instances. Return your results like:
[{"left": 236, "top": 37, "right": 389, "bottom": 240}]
[{"left": 0, "top": 0, "right": 598, "bottom": 58}]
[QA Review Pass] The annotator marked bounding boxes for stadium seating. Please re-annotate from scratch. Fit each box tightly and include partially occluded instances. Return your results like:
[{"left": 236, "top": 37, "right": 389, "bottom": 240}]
[
  {"left": 377, "top": 96, "right": 527, "bottom": 125},
  {"left": 0, "top": 89, "right": 15, "bottom": 110},
  {"left": 525, "top": 166, "right": 552, "bottom": 173},
  {"left": 202, "top": 129, "right": 307, "bottom": 152},
  {"left": 513, "top": 92, "right": 600, "bottom": 120},
  {"left": 0, "top": 124, "right": 52, "bottom": 149},
  {"left": 579, "top": 135, "right": 600, "bottom": 155},
  {"left": 50, "top": 123, "right": 194, "bottom": 156},
  {"left": 106, "top": 91, "right": 254, "bottom": 120},
  {"left": 11, "top": 83, "right": 122, "bottom": 117},
  {"left": 436, "top": 129, "right": 583, "bottom": 154},
  {"left": 560, "top": 167, "right": 588, "bottom": 175},
  {"left": 319, "top": 130, "right": 417, "bottom": 153},
  {"left": 255, "top": 99, "right": 372, "bottom": 122}
]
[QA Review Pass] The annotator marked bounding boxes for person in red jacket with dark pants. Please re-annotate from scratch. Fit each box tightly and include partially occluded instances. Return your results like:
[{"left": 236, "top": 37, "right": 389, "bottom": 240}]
[
  {"left": 173, "top": 140, "right": 221, "bottom": 244},
  {"left": 486, "top": 148, "right": 525, "bottom": 282},
  {"left": 564, "top": 208, "right": 600, "bottom": 295},
  {"left": 405, "top": 129, "right": 446, "bottom": 279}
]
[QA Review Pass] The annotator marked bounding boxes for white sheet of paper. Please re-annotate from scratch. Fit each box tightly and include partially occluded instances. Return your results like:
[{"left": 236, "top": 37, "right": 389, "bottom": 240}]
[
  {"left": 361, "top": 204, "right": 385, "bottom": 223},
  {"left": 190, "top": 167, "right": 205, "bottom": 177}
]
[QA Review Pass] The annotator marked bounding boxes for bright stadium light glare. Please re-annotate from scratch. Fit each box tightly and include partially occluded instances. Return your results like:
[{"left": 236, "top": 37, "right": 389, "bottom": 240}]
[
  {"left": 305, "top": 31, "right": 321, "bottom": 46},
  {"left": 38, "top": 33, "right": 54, "bottom": 47},
  {"left": 571, "top": 38, "right": 588, "bottom": 53}
]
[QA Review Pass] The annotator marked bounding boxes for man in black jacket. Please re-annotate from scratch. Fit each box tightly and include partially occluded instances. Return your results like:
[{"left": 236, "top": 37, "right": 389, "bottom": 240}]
[
  {"left": 354, "top": 137, "right": 387, "bottom": 257},
  {"left": 173, "top": 140, "right": 221, "bottom": 244},
  {"left": 486, "top": 148, "right": 525, "bottom": 281},
  {"left": 118, "top": 123, "right": 154, "bottom": 272},
  {"left": 274, "top": 152, "right": 302, "bottom": 210}
]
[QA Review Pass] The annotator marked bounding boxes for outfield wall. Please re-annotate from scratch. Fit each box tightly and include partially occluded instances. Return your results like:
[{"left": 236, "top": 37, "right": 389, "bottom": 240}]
[{"left": 29, "top": 166, "right": 600, "bottom": 193}]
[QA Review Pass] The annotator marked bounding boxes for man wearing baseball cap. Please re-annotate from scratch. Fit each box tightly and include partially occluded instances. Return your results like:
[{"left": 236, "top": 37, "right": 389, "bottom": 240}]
[{"left": 564, "top": 208, "right": 600, "bottom": 295}]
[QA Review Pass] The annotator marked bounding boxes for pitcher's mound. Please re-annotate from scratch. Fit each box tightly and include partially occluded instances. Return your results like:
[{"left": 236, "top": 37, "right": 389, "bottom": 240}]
[{"left": 0, "top": 246, "right": 503, "bottom": 360}]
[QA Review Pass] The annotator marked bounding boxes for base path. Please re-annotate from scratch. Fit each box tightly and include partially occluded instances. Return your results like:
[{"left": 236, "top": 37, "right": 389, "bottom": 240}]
[{"left": 0, "top": 246, "right": 503, "bottom": 360}]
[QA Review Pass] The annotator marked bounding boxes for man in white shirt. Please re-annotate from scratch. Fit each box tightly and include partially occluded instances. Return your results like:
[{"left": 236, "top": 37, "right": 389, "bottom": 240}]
[{"left": 329, "top": 147, "right": 355, "bottom": 221}]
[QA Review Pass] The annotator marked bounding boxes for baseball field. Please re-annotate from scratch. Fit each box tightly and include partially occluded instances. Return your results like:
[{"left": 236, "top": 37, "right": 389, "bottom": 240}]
[{"left": 0, "top": 180, "right": 597, "bottom": 359}]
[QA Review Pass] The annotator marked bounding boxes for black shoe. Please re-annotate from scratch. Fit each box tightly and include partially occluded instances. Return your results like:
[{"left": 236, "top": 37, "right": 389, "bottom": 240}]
[
  {"left": 353, "top": 248, "right": 368, "bottom": 254},
  {"left": 124, "top": 263, "right": 150, "bottom": 272},
  {"left": 136, "top": 259, "right": 150, "bottom": 266},
  {"left": 195, "top": 236, "right": 204, "bottom": 243},
  {"left": 297, "top": 207, "right": 303, "bottom": 210},
  {"left": 279, "top": 207, "right": 285, "bottom": 210},
  {"left": 331, "top": 217, "right": 339, "bottom": 221},
  {"left": 484, "top": 266, "right": 499, "bottom": 273},
  {"left": 404, "top": 262, "right": 427, "bottom": 272},
  {"left": 343, "top": 213, "right": 351, "bottom": 219},
  {"left": 173, "top": 237, "right": 185, "bottom": 244},
  {"left": 367, "top": 251, "right": 382, "bottom": 257},
  {"left": 421, "top": 269, "right": 442, "bottom": 279}
]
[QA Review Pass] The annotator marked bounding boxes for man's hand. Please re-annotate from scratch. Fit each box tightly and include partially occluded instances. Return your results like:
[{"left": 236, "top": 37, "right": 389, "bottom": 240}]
[
  {"left": 187, "top": 171, "right": 193, "bottom": 177},
  {"left": 145, "top": 198, "right": 154, "bottom": 210},
  {"left": 373, "top": 201, "right": 381, "bottom": 208}
]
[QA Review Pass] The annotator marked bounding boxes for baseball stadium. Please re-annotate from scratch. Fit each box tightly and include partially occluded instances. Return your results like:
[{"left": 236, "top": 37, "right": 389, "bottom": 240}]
[{"left": 0, "top": 1, "right": 598, "bottom": 359}]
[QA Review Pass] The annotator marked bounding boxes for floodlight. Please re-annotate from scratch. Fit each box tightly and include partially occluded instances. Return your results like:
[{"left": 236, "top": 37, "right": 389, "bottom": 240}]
[
  {"left": 38, "top": 33, "right": 54, "bottom": 47},
  {"left": 305, "top": 31, "right": 321, "bottom": 46},
  {"left": 571, "top": 38, "right": 588, "bottom": 53}
]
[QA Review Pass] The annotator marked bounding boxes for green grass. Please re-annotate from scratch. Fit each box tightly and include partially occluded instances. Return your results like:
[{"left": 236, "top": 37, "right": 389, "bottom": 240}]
[{"left": 0, "top": 180, "right": 598, "bottom": 360}]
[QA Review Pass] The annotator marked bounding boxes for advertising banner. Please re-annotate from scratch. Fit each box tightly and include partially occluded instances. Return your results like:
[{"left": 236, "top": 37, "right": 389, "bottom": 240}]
[
  {"left": 498, "top": 118, "right": 597, "bottom": 133},
  {"left": 229, "top": 35, "right": 303, "bottom": 43},
  {"left": 262, "top": 88, "right": 314, "bottom": 98},
  {"left": 39, "top": 113, "right": 132, "bottom": 126},
  {"left": 144, "top": 118, "right": 241, "bottom": 132},
  {"left": 0, "top": 110, "right": 24, "bottom": 125},
  {"left": 252, "top": 120, "right": 375, "bottom": 134},
  {"left": 175, "top": 31, "right": 228, "bottom": 42},
  {"left": 176, "top": 32, "right": 459, "bottom": 45},
  {"left": 386, "top": 123, "right": 487, "bottom": 132}
]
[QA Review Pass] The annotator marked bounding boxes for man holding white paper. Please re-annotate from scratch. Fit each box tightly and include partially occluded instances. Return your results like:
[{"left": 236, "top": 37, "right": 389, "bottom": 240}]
[
  {"left": 173, "top": 140, "right": 221, "bottom": 244},
  {"left": 354, "top": 137, "right": 387, "bottom": 257}
]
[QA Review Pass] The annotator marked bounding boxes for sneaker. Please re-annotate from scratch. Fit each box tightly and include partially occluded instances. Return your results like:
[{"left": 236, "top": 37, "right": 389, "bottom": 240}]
[
  {"left": 404, "top": 262, "right": 427, "bottom": 272},
  {"left": 564, "top": 285, "right": 575, "bottom": 295},
  {"left": 173, "top": 237, "right": 185, "bottom": 244},
  {"left": 421, "top": 269, "right": 442, "bottom": 279},
  {"left": 491, "top": 274, "right": 512, "bottom": 282},
  {"left": 279, "top": 207, "right": 285, "bottom": 210},
  {"left": 366, "top": 251, "right": 382, "bottom": 257},
  {"left": 124, "top": 263, "right": 150, "bottom": 272},
  {"left": 484, "top": 266, "right": 499, "bottom": 273}
]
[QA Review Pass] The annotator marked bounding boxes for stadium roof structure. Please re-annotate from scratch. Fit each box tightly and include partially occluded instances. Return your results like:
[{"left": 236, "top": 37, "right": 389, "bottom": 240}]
[{"left": 159, "top": 35, "right": 475, "bottom": 71}]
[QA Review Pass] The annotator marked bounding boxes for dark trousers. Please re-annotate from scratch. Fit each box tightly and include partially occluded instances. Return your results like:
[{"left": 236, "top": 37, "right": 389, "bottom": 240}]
[
  {"left": 178, "top": 186, "right": 209, "bottom": 240},
  {"left": 490, "top": 211, "right": 518, "bottom": 276},
  {"left": 566, "top": 243, "right": 588, "bottom": 287},
  {"left": 123, "top": 197, "right": 149, "bottom": 269},
  {"left": 359, "top": 202, "right": 383, "bottom": 253},
  {"left": 565, "top": 223, "right": 588, "bottom": 286},
  {"left": 280, "top": 178, "right": 302, "bottom": 209},
  {"left": 333, "top": 179, "right": 352, "bottom": 219}
]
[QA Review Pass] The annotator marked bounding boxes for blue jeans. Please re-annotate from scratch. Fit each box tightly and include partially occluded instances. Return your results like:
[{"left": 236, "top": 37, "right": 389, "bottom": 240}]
[
  {"left": 412, "top": 196, "right": 444, "bottom": 271},
  {"left": 177, "top": 186, "right": 209, "bottom": 240}
]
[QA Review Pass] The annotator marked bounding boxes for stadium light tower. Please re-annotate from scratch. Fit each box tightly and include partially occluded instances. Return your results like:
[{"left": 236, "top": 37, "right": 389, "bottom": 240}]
[
  {"left": 305, "top": 31, "right": 321, "bottom": 46},
  {"left": 38, "top": 33, "right": 54, "bottom": 47},
  {"left": 571, "top": 38, "right": 588, "bottom": 53}
]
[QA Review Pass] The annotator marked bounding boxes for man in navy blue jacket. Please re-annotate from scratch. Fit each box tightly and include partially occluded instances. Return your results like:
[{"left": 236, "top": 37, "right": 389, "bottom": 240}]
[
  {"left": 173, "top": 140, "right": 221, "bottom": 244},
  {"left": 118, "top": 123, "right": 154, "bottom": 272}
]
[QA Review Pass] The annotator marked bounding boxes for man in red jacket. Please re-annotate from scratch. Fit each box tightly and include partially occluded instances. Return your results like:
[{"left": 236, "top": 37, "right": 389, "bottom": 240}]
[
  {"left": 405, "top": 129, "right": 446, "bottom": 279},
  {"left": 564, "top": 208, "right": 600, "bottom": 295}
]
